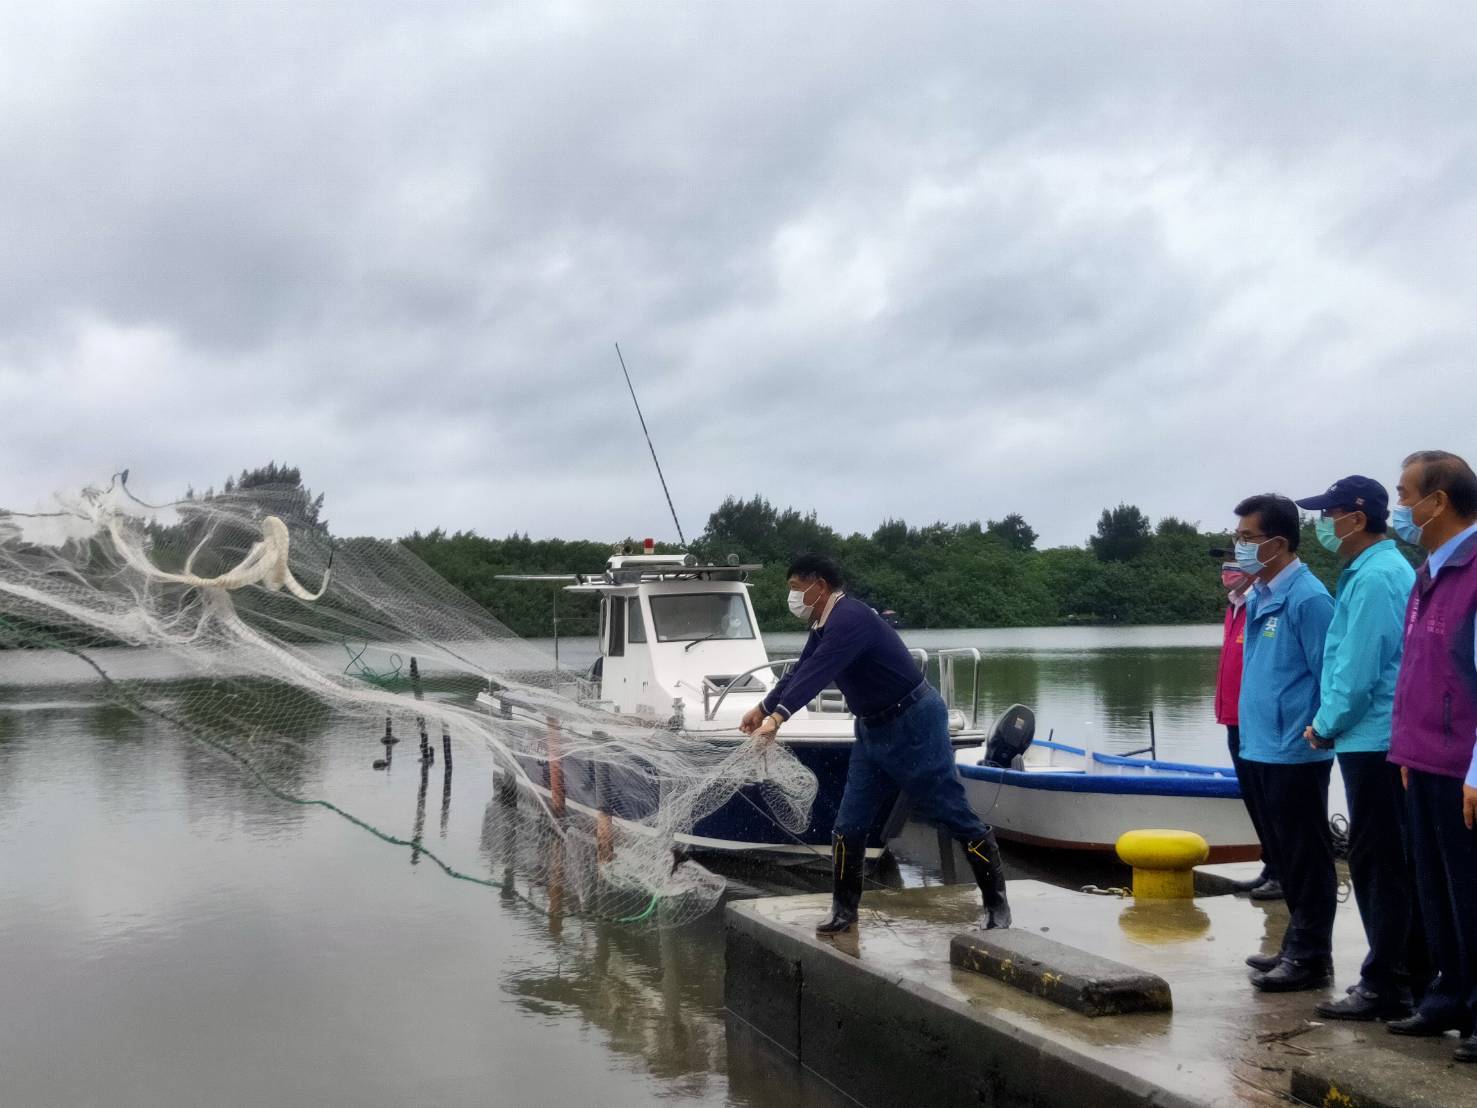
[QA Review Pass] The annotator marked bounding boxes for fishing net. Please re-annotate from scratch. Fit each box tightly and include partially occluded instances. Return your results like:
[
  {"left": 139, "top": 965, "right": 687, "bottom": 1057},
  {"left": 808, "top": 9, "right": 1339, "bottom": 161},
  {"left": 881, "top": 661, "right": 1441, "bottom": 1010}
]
[{"left": 0, "top": 474, "right": 817, "bottom": 927}]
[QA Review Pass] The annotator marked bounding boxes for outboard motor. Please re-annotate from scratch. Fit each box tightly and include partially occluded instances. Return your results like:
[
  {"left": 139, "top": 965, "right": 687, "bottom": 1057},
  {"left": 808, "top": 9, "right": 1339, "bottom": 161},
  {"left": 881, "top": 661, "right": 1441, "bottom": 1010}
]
[{"left": 983, "top": 703, "right": 1036, "bottom": 769}]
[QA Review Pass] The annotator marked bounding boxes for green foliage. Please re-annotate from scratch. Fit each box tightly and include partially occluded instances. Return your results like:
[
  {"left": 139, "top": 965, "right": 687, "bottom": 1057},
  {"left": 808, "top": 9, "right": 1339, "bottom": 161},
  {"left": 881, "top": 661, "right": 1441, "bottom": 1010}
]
[
  {"left": 405, "top": 495, "right": 1280, "bottom": 633},
  {"left": 401, "top": 530, "right": 639, "bottom": 638},
  {"left": 1155, "top": 516, "right": 1200, "bottom": 537},
  {"left": 986, "top": 513, "right": 1038, "bottom": 552},
  {"left": 1090, "top": 503, "right": 1153, "bottom": 562},
  {"left": 379, "top": 497, "right": 1429, "bottom": 636}
]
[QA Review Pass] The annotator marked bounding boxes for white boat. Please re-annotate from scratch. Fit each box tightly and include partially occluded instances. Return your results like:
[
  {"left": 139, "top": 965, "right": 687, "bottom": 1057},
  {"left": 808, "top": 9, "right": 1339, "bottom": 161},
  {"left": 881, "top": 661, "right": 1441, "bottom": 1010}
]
[
  {"left": 479, "top": 550, "right": 989, "bottom": 860},
  {"left": 955, "top": 736, "right": 1261, "bottom": 863}
]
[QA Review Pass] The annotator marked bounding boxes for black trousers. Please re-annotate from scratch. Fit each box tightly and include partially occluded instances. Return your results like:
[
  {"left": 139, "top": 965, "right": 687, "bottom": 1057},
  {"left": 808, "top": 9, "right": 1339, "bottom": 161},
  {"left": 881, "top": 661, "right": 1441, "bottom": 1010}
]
[
  {"left": 1238, "top": 758, "right": 1336, "bottom": 962},
  {"left": 1407, "top": 768, "right": 1477, "bottom": 1026},
  {"left": 1339, "top": 751, "right": 1425, "bottom": 996},
  {"left": 1227, "top": 725, "right": 1279, "bottom": 882}
]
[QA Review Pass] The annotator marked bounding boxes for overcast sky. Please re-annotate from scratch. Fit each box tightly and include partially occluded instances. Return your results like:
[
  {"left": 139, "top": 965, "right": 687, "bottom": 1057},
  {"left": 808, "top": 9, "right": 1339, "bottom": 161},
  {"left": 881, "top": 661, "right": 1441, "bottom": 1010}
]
[{"left": 2, "top": 3, "right": 1473, "bottom": 549}]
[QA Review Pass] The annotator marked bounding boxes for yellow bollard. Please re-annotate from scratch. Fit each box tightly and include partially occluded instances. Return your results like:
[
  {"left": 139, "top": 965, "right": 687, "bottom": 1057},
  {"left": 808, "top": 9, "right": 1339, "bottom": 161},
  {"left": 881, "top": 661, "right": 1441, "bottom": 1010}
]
[{"left": 1115, "top": 829, "right": 1209, "bottom": 899}]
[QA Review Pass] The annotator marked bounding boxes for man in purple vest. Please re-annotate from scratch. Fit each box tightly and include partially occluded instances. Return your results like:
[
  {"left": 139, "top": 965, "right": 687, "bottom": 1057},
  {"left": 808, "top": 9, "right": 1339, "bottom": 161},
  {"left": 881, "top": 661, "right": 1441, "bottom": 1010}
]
[{"left": 1384, "top": 450, "right": 1477, "bottom": 1063}]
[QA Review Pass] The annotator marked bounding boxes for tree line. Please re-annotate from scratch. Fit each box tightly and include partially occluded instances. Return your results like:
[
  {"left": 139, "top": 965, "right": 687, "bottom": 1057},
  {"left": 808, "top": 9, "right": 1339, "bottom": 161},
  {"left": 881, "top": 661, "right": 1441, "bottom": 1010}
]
[
  {"left": 1, "top": 463, "right": 1385, "bottom": 648},
  {"left": 404, "top": 494, "right": 1378, "bottom": 638}
]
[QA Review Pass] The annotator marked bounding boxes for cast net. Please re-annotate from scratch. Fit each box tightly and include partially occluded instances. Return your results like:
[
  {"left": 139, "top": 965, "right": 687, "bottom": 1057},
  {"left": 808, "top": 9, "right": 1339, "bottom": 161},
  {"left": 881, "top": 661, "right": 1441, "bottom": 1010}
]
[{"left": 0, "top": 474, "right": 817, "bottom": 926}]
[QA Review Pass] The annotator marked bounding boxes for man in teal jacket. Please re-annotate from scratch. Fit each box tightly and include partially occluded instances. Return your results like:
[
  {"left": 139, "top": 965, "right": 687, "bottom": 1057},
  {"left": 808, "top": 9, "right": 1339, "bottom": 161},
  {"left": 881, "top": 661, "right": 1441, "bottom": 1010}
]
[
  {"left": 1295, "top": 476, "right": 1423, "bottom": 1020},
  {"left": 1234, "top": 493, "right": 1337, "bottom": 993}
]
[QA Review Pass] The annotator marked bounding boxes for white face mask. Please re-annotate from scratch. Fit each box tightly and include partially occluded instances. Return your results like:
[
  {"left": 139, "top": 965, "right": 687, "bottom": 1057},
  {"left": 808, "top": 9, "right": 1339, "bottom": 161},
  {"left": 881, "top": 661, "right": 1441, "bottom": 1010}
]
[{"left": 788, "top": 585, "right": 818, "bottom": 621}]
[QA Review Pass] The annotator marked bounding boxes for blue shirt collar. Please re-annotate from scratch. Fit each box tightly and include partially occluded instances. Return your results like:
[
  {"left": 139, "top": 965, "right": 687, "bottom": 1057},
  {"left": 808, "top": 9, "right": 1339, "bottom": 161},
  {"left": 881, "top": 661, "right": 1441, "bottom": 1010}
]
[
  {"left": 1255, "top": 558, "right": 1302, "bottom": 597},
  {"left": 1344, "top": 538, "right": 1397, "bottom": 575},
  {"left": 1428, "top": 521, "right": 1477, "bottom": 579}
]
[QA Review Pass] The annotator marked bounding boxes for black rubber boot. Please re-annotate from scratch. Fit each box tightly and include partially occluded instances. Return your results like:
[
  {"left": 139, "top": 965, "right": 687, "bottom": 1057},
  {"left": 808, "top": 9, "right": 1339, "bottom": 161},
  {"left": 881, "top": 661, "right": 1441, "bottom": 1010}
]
[
  {"left": 961, "top": 830, "right": 1012, "bottom": 930},
  {"left": 815, "top": 831, "right": 866, "bottom": 936}
]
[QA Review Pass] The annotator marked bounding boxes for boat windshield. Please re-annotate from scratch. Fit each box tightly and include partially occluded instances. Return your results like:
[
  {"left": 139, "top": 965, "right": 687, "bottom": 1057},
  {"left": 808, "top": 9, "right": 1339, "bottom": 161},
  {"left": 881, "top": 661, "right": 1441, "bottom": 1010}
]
[{"left": 649, "top": 593, "right": 755, "bottom": 643}]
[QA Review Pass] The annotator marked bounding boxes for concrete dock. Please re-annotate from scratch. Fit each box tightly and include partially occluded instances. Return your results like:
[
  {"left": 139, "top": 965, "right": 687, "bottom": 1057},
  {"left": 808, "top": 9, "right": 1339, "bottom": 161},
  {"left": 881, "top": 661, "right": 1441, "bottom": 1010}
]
[{"left": 725, "top": 880, "right": 1477, "bottom": 1107}]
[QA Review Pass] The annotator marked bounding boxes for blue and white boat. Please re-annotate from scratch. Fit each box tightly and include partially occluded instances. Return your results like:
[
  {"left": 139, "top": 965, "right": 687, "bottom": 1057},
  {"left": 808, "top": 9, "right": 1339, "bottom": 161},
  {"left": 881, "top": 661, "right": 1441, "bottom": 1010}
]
[
  {"left": 954, "top": 738, "right": 1260, "bottom": 863},
  {"left": 479, "top": 550, "right": 987, "bottom": 860}
]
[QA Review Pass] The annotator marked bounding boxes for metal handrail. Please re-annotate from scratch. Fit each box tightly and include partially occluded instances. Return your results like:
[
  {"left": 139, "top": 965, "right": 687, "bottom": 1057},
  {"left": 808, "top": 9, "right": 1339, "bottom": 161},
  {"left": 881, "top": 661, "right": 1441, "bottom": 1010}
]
[
  {"left": 705, "top": 658, "right": 799, "bottom": 720},
  {"left": 936, "top": 647, "right": 982, "bottom": 727}
]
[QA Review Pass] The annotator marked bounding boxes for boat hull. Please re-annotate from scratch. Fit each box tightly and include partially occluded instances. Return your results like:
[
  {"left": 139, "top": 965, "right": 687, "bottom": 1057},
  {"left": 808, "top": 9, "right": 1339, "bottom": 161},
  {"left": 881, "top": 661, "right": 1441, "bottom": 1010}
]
[
  {"left": 505, "top": 735, "right": 893, "bottom": 861},
  {"left": 957, "top": 742, "right": 1262, "bottom": 863},
  {"left": 683, "top": 739, "right": 889, "bottom": 858}
]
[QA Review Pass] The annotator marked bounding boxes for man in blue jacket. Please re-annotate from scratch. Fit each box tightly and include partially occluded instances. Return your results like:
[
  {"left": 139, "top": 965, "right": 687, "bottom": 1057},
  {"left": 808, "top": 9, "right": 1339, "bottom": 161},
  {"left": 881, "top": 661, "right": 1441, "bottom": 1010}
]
[
  {"left": 742, "top": 553, "right": 1011, "bottom": 935},
  {"left": 1234, "top": 493, "right": 1337, "bottom": 992},
  {"left": 1295, "top": 476, "right": 1422, "bottom": 1020}
]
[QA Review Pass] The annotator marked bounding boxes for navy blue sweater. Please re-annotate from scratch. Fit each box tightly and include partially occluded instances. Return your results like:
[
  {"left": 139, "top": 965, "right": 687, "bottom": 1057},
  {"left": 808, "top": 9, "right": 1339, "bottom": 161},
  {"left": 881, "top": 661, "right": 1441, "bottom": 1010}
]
[{"left": 760, "top": 596, "right": 922, "bottom": 720}]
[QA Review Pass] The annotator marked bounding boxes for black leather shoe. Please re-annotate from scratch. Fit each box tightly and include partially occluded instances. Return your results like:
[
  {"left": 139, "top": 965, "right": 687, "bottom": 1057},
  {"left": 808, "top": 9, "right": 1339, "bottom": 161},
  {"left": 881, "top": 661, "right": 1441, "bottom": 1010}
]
[
  {"left": 1250, "top": 879, "right": 1285, "bottom": 902},
  {"left": 1388, "top": 1011, "right": 1470, "bottom": 1037},
  {"left": 1455, "top": 1034, "right": 1477, "bottom": 1063},
  {"left": 1229, "top": 868, "right": 1273, "bottom": 894},
  {"left": 1251, "top": 957, "right": 1334, "bottom": 993},
  {"left": 1315, "top": 985, "right": 1412, "bottom": 1022},
  {"left": 1245, "top": 952, "right": 1280, "bottom": 973}
]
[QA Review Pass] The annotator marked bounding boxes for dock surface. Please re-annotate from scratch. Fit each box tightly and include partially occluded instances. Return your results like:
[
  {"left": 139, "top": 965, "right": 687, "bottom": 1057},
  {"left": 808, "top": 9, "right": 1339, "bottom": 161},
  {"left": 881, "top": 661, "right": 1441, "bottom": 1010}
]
[{"left": 725, "top": 880, "right": 1477, "bottom": 1107}]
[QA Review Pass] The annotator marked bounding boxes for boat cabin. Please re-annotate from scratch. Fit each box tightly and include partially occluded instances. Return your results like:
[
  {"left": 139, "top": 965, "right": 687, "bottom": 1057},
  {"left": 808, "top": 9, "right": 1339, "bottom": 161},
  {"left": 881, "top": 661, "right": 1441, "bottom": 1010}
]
[{"left": 568, "top": 554, "right": 779, "bottom": 725}]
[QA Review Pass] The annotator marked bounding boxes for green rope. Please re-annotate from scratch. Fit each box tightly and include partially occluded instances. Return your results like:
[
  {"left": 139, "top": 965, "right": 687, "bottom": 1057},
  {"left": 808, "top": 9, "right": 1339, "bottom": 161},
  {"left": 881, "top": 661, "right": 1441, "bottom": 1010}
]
[
  {"left": 341, "top": 640, "right": 404, "bottom": 687},
  {"left": 0, "top": 616, "right": 670, "bottom": 926}
]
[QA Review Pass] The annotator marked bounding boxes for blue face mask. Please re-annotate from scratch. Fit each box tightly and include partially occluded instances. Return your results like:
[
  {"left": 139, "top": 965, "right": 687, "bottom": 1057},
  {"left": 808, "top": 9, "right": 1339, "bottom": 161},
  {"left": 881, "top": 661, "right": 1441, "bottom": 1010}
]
[
  {"left": 1315, "top": 515, "right": 1354, "bottom": 554},
  {"left": 1391, "top": 493, "right": 1438, "bottom": 546},
  {"left": 1234, "top": 539, "right": 1268, "bottom": 575}
]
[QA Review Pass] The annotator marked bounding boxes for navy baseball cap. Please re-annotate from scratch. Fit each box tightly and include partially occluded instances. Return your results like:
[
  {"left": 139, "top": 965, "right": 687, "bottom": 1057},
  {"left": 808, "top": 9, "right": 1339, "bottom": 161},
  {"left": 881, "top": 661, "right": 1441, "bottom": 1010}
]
[{"left": 1294, "top": 475, "right": 1389, "bottom": 519}]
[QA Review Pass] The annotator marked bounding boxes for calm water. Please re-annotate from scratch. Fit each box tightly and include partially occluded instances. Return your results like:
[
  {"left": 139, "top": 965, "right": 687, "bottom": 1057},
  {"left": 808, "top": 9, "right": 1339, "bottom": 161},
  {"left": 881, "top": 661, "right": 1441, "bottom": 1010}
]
[{"left": 0, "top": 626, "right": 1308, "bottom": 1106}]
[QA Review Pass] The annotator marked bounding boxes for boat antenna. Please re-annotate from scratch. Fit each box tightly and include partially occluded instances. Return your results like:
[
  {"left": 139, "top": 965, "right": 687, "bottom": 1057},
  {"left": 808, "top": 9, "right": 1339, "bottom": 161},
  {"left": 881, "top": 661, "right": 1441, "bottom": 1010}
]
[{"left": 614, "top": 342, "right": 687, "bottom": 547}]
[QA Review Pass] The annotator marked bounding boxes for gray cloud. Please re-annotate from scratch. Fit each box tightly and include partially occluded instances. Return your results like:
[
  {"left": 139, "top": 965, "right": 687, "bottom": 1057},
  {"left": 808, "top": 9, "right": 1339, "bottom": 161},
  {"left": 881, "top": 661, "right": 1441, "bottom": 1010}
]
[{"left": 2, "top": 3, "right": 1475, "bottom": 549}]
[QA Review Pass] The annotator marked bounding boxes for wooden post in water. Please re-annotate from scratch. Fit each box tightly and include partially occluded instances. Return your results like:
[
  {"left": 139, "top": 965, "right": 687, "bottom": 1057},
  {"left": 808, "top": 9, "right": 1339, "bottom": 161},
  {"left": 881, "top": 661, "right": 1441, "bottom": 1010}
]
[
  {"left": 411, "top": 754, "right": 429, "bottom": 866},
  {"left": 547, "top": 714, "right": 567, "bottom": 936},
  {"left": 593, "top": 732, "right": 614, "bottom": 864},
  {"left": 546, "top": 715, "right": 566, "bottom": 818},
  {"left": 440, "top": 723, "right": 452, "bottom": 836}
]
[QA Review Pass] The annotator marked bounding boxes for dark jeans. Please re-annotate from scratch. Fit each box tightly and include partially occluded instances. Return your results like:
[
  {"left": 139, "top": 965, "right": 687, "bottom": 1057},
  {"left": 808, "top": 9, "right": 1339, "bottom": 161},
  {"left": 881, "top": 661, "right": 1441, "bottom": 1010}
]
[
  {"left": 835, "top": 690, "right": 989, "bottom": 841},
  {"left": 1238, "top": 758, "right": 1337, "bottom": 962},
  {"left": 1407, "top": 768, "right": 1477, "bottom": 1026},
  {"left": 1339, "top": 751, "right": 1425, "bottom": 996},
  {"left": 1227, "top": 725, "right": 1279, "bottom": 882}
]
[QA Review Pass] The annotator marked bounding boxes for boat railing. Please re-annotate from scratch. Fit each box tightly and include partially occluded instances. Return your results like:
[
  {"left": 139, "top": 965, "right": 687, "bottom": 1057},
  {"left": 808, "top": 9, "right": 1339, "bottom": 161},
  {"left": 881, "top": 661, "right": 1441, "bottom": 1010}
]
[
  {"left": 704, "top": 647, "right": 933, "bottom": 722},
  {"left": 704, "top": 659, "right": 798, "bottom": 720},
  {"left": 935, "top": 648, "right": 981, "bottom": 728}
]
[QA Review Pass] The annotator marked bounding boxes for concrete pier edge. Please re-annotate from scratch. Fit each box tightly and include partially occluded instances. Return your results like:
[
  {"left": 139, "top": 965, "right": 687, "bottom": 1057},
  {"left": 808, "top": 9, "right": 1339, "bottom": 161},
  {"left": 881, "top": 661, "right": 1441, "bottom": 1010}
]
[
  {"left": 1290, "top": 1045, "right": 1477, "bottom": 1108},
  {"left": 725, "top": 898, "right": 1200, "bottom": 1108}
]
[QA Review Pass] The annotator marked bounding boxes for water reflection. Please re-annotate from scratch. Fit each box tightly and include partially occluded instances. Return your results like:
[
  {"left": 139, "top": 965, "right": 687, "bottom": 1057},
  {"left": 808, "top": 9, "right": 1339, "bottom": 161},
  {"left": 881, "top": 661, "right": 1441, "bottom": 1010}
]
[
  {"left": 0, "top": 629, "right": 1251, "bottom": 1106},
  {"left": 504, "top": 917, "right": 726, "bottom": 1094}
]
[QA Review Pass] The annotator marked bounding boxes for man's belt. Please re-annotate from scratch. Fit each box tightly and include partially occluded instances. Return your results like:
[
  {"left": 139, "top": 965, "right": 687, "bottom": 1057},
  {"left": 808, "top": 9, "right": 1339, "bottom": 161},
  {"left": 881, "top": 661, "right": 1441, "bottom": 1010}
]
[{"left": 859, "top": 682, "right": 931, "bottom": 726}]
